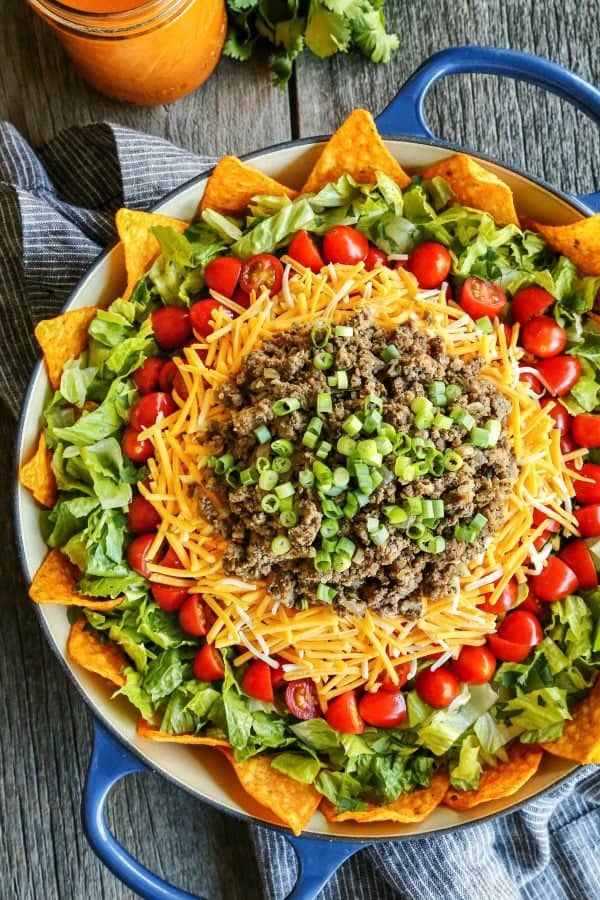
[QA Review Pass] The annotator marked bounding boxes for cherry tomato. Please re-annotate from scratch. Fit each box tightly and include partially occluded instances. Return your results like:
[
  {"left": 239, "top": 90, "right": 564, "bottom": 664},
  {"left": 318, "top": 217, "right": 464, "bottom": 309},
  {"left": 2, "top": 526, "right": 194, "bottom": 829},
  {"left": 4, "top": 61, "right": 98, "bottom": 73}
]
[
  {"left": 532, "top": 509, "right": 561, "bottom": 534},
  {"left": 190, "top": 298, "right": 232, "bottom": 338},
  {"left": 322, "top": 226, "right": 369, "bottom": 266},
  {"left": 406, "top": 242, "right": 452, "bottom": 289},
  {"left": 558, "top": 539, "right": 598, "bottom": 590},
  {"left": 519, "top": 371, "right": 544, "bottom": 394},
  {"left": 487, "top": 633, "right": 532, "bottom": 663},
  {"left": 192, "top": 643, "right": 225, "bottom": 681},
  {"left": 574, "top": 463, "right": 600, "bottom": 505},
  {"left": 572, "top": 414, "right": 600, "bottom": 448},
  {"left": 358, "top": 689, "right": 407, "bottom": 728},
  {"left": 129, "top": 392, "right": 176, "bottom": 431},
  {"left": 497, "top": 609, "right": 543, "bottom": 646},
  {"left": 451, "top": 645, "right": 497, "bottom": 684},
  {"left": 128, "top": 495, "right": 160, "bottom": 534},
  {"left": 521, "top": 316, "right": 566, "bottom": 358},
  {"left": 511, "top": 286, "right": 554, "bottom": 324},
  {"left": 160, "top": 546, "right": 184, "bottom": 570},
  {"left": 365, "top": 246, "right": 390, "bottom": 271},
  {"left": 270, "top": 665, "right": 286, "bottom": 691},
  {"left": 242, "top": 660, "right": 275, "bottom": 703},
  {"left": 126, "top": 533, "right": 157, "bottom": 578},
  {"left": 122, "top": 426, "right": 153, "bottom": 463},
  {"left": 132, "top": 357, "right": 164, "bottom": 395},
  {"left": 379, "top": 662, "right": 410, "bottom": 692},
  {"left": 239, "top": 254, "right": 284, "bottom": 296},
  {"left": 287, "top": 230, "right": 324, "bottom": 273},
  {"left": 529, "top": 556, "right": 579, "bottom": 601},
  {"left": 204, "top": 256, "right": 241, "bottom": 298},
  {"left": 541, "top": 398, "right": 571, "bottom": 435},
  {"left": 172, "top": 371, "right": 188, "bottom": 401},
  {"left": 415, "top": 666, "right": 460, "bottom": 708},
  {"left": 459, "top": 277, "right": 507, "bottom": 321},
  {"left": 502, "top": 324, "right": 512, "bottom": 345},
  {"left": 285, "top": 679, "right": 319, "bottom": 720},
  {"left": 479, "top": 577, "right": 518, "bottom": 615},
  {"left": 158, "top": 359, "right": 178, "bottom": 393},
  {"left": 537, "top": 356, "right": 581, "bottom": 396},
  {"left": 151, "top": 306, "right": 192, "bottom": 350},
  {"left": 561, "top": 433, "right": 578, "bottom": 455},
  {"left": 575, "top": 504, "right": 600, "bottom": 537},
  {"left": 325, "top": 691, "right": 365, "bottom": 734},
  {"left": 178, "top": 595, "right": 215, "bottom": 636},
  {"left": 151, "top": 583, "right": 187, "bottom": 612},
  {"left": 232, "top": 287, "right": 251, "bottom": 308},
  {"left": 518, "top": 587, "right": 545, "bottom": 617}
]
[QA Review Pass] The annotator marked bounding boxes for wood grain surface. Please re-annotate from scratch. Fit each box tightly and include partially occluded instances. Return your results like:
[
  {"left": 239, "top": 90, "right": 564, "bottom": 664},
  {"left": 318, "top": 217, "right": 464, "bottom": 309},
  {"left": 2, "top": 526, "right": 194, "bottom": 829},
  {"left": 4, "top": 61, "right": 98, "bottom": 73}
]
[{"left": 1, "top": 0, "right": 598, "bottom": 898}]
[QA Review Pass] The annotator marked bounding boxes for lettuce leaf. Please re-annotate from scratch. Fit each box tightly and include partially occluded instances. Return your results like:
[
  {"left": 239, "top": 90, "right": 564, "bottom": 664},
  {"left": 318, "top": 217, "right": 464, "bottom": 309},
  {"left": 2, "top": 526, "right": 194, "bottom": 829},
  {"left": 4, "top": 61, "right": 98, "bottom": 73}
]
[
  {"left": 417, "top": 683, "right": 497, "bottom": 756},
  {"left": 449, "top": 735, "right": 482, "bottom": 791},
  {"left": 501, "top": 687, "right": 570, "bottom": 742},
  {"left": 271, "top": 752, "right": 321, "bottom": 784}
]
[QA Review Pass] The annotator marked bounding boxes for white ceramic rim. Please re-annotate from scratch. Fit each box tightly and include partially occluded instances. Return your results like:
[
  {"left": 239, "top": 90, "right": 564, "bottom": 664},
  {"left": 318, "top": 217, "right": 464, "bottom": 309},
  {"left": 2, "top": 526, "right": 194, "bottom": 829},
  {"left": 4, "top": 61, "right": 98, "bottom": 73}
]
[{"left": 14, "top": 135, "right": 586, "bottom": 841}]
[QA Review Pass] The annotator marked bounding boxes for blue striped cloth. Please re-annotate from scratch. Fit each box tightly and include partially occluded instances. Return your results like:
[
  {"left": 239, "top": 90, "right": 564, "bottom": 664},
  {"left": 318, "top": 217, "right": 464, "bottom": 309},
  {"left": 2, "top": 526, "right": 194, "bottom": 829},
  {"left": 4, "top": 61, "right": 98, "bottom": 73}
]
[{"left": 2, "top": 122, "right": 599, "bottom": 900}]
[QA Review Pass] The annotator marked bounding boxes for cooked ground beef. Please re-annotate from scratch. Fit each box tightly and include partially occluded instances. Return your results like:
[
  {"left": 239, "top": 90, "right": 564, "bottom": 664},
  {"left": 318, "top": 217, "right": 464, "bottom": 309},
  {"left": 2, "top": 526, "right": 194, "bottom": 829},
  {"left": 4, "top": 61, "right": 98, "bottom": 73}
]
[{"left": 199, "top": 309, "right": 517, "bottom": 617}]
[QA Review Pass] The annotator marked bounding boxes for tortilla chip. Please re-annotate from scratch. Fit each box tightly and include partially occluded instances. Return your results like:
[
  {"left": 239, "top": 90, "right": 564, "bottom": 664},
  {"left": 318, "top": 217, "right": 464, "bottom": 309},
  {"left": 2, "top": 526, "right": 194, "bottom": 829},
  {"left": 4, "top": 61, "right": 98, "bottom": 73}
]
[
  {"left": 137, "top": 717, "right": 230, "bottom": 748},
  {"left": 115, "top": 208, "right": 188, "bottom": 300},
  {"left": 443, "top": 742, "right": 543, "bottom": 811},
  {"left": 220, "top": 749, "right": 321, "bottom": 836},
  {"left": 29, "top": 549, "right": 123, "bottom": 612},
  {"left": 19, "top": 433, "right": 57, "bottom": 508},
  {"left": 530, "top": 215, "right": 600, "bottom": 276},
  {"left": 321, "top": 770, "right": 449, "bottom": 824},
  {"left": 199, "top": 156, "right": 297, "bottom": 217},
  {"left": 67, "top": 618, "right": 126, "bottom": 686},
  {"left": 541, "top": 677, "right": 600, "bottom": 764},
  {"left": 422, "top": 154, "right": 519, "bottom": 227},
  {"left": 34, "top": 307, "right": 99, "bottom": 390},
  {"left": 302, "top": 109, "right": 411, "bottom": 194}
]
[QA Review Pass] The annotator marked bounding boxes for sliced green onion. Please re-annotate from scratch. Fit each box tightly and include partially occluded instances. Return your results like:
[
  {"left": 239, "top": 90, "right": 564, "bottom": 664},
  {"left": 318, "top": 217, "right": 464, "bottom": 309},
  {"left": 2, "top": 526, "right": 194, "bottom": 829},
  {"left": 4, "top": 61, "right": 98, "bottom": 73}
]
[
  {"left": 259, "top": 469, "right": 279, "bottom": 491},
  {"left": 273, "top": 396, "right": 301, "bottom": 416},
  {"left": 337, "top": 436, "right": 356, "bottom": 456},
  {"left": 298, "top": 469, "right": 315, "bottom": 488},
  {"left": 332, "top": 554, "right": 352, "bottom": 573},
  {"left": 407, "top": 522, "right": 427, "bottom": 540},
  {"left": 366, "top": 515, "right": 379, "bottom": 533},
  {"left": 355, "top": 439, "right": 383, "bottom": 466},
  {"left": 431, "top": 499, "right": 445, "bottom": 517},
  {"left": 302, "top": 416, "right": 323, "bottom": 448},
  {"left": 471, "top": 426, "right": 492, "bottom": 448},
  {"left": 316, "top": 583, "right": 337, "bottom": 602},
  {"left": 320, "top": 518, "right": 340, "bottom": 539},
  {"left": 333, "top": 467, "right": 350, "bottom": 488},
  {"left": 394, "top": 457, "right": 417, "bottom": 481},
  {"left": 261, "top": 493, "right": 280, "bottom": 514},
  {"left": 279, "top": 496, "right": 293, "bottom": 511},
  {"left": 256, "top": 456, "right": 271, "bottom": 473},
  {"left": 383, "top": 505, "right": 408, "bottom": 525},
  {"left": 280, "top": 509, "right": 298, "bottom": 528},
  {"left": 471, "top": 513, "right": 488, "bottom": 530},
  {"left": 316, "top": 440, "right": 332, "bottom": 460},
  {"left": 240, "top": 467, "right": 258, "bottom": 486},
  {"left": 214, "top": 454, "right": 235, "bottom": 474},
  {"left": 363, "top": 410, "right": 383, "bottom": 434},
  {"left": 342, "top": 414, "right": 362, "bottom": 436},
  {"left": 370, "top": 470, "right": 383, "bottom": 490},
  {"left": 353, "top": 461, "right": 374, "bottom": 494},
  {"left": 444, "top": 450, "right": 463, "bottom": 471},
  {"left": 418, "top": 535, "right": 446, "bottom": 554},
  {"left": 225, "top": 468, "right": 240, "bottom": 487},
  {"left": 254, "top": 424, "right": 271, "bottom": 445},
  {"left": 381, "top": 344, "right": 400, "bottom": 363},
  {"left": 354, "top": 491, "right": 370, "bottom": 508},
  {"left": 313, "top": 460, "right": 332, "bottom": 484},
  {"left": 433, "top": 413, "right": 453, "bottom": 430},
  {"left": 321, "top": 538, "right": 337, "bottom": 554},
  {"left": 421, "top": 500, "right": 434, "bottom": 520},
  {"left": 405, "top": 497, "right": 424, "bottom": 515},
  {"left": 364, "top": 394, "right": 384, "bottom": 412},
  {"left": 272, "top": 457, "right": 292, "bottom": 474},
  {"left": 334, "top": 324, "right": 354, "bottom": 337},
  {"left": 311, "top": 323, "right": 331, "bottom": 348},
  {"left": 271, "top": 439, "right": 294, "bottom": 457},
  {"left": 450, "top": 407, "right": 475, "bottom": 430},
  {"left": 271, "top": 535, "right": 290, "bottom": 555},
  {"left": 445, "top": 384, "right": 462, "bottom": 402},
  {"left": 411, "top": 396, "right": 434, "bottom": 418},
  {"left": 428, "top": 381, "right": 447, "bottom": 406},
  {"left": 314, "top": 550, "right": 332, "bottom": 572},
  {"left": 375, "top": 436, "right": 393, "bottom": 456},
  {"left": 343, "top": 493, "right": 359, "bottom": 519},
  {"left": 454, "top": 523, "right": 477, "bottom": 542},
  {"left": 475, "top": 316, "right": 493, "bottom": 334},
  {"left": 313, "top": 350, "right": 334, "bottom": 371},
  {"left": 428, "top": 452, "right": 446, "bottom": 476},
  {"left": 321, "top": 498, "right": 343, "bottom": 519},
  {"left": 335, "top": 370, "right": 349, "bottom": 390},
  {"left": 317, "top": 392, "right": 333, "bottom": 415},
  {"left": 275, "top": 481, "right": 295, "bottom": 499},
  {"left": 336, "top": 536, "right": 356, "bottom": 557},
  {"left": 485, "top": 419, "right": 502, "bottom": 445},
  {"left": 371, "top": 525, "right": 390, "bottom": 546}
]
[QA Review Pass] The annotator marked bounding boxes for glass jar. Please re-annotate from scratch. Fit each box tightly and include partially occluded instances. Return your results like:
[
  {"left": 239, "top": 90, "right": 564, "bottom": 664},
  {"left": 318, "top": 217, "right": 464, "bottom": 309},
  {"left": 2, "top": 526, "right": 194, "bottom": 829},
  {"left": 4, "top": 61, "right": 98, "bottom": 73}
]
[{"left": 26, "top": 0, "right": 227, "bottom": 105}]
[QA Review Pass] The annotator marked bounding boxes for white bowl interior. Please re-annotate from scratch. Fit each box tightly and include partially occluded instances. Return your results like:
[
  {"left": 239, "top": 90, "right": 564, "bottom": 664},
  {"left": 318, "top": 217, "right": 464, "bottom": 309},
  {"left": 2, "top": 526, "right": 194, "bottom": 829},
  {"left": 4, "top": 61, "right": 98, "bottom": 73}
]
[{"left": 16, "top": 139, "right": 580, "bottom": 839}]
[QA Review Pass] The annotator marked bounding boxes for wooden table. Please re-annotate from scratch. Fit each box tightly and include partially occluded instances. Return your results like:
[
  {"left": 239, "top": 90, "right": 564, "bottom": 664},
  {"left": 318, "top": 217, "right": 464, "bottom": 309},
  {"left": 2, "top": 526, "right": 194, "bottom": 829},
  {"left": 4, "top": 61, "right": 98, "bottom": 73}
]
[{"left": 1, "top": 1, "right": 598, "bottom": 897}]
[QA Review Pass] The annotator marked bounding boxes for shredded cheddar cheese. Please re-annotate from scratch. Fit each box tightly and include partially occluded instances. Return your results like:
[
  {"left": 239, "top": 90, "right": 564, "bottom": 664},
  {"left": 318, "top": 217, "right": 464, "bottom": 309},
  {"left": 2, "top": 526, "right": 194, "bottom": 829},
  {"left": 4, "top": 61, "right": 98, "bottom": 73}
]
[{"left": 137, "top": 260, "right": 579, "bottom": 703}]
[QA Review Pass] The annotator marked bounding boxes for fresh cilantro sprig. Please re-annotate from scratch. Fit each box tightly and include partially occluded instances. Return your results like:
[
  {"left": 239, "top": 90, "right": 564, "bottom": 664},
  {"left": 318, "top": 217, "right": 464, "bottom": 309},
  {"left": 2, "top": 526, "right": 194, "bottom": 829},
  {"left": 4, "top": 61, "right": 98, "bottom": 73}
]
[{"left": 224, "top": 0, "right": 399, "bottom": 87}]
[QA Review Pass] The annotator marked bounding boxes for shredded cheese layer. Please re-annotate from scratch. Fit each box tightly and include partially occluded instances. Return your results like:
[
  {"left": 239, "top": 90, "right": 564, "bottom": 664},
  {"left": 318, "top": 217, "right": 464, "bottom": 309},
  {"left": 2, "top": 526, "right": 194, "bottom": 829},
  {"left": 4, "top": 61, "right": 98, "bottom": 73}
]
[{"left": 138, "top": 260, "right": 582, "bottom": 705}]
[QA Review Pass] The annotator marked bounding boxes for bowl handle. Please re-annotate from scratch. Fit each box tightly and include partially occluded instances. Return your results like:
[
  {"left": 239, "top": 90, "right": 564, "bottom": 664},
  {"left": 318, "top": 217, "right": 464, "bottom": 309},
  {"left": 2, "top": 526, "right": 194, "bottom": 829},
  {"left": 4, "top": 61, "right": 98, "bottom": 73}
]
[
  {"left": 283, "top": 835, "right": 362, "bottom": 900},
  {"left": 83, "top": 719, "right": 202, "bottom": 900},
  {"left": 375, "top": 46, "right": 600, "bottom": 213}
]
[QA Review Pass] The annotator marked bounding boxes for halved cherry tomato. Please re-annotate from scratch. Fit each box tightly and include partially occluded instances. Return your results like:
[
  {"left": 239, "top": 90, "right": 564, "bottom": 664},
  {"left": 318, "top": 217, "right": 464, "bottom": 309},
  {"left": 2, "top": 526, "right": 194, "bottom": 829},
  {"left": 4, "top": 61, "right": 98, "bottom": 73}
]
[
  {"left": 406, "top": 242, "right": 452, "bottom": 289},
  {"left": 358, "top": 689, "right": 407, "bottom": 728},
  {"left": 129, "top": 392, "right": 176, "bottom": 431},
  {"left": 204, "top": 256, "right": 241, "bottom": 297},
  {"left": 232, "top": 287, "right": 251, "bottom": 308},
  {"left": 364, "top": 246, "right": 390, "bottom": 271},
  {"left": 459, "top": 277, "right": 507, "bottom": 321},
  {"left": 192, "top": 643, "right": 225, "bottom": 681},
  {"left": 558, "top": 539, "right": 598, "bottom": 590},
  {"left": 270, "top": 665, "right": 286, "bottom": 691},
  {"left": 379, "top": 662, "right": 410, "bottom": 692},
  {"left": 541, "top": 398, "right": 571, "bottom": 434},
  {"left": 532, "top": 509, "right": 561, "bottom": 534},
  {"left": 518, "top": 587, "right": 545, "bottom": 617},
  {"left": 159, "top": 546, "right": 184, "bottom": 570},
  {"left": 511, "top": 286, "right": 554, "bottom": 324},
  {"left": 325, "top": 690, "right": 365, "bottom": 734},
  {"left": 561, "top": 433, "right": 578, "bottom": 455},
  {"left": 575, "top": 504, "right": 600, "bottom": 537},
  {"left": 529, "top": 556, "right": 579, "bottom": 601},
  {"left": 415, "top": 666, "right": 460, "bottom": 708},
  {"left": 572, "top": 413, "right": 600, "bottom": 448},
  {"left": 519, "top": 371, "right": 544, "bottom": 394},
  {"left": 178, "top": 595, "right": 215, "bottom": 636},
  {"left": 450, "top": 645, "right": 496, "bottom": 684},
  {"left": 151, "top": 583, "right": 187, "bottom": 612},
  {"left": 487, "top": 633, "right": 532, "bottom": 663},
  {"left": 132, "top": 357, "right": 164, "bottom": 395},
  {"left": 537, "top": 356, "right": 581, "bottom": 396},
  {"left": 497, "top": 609, "right": 543, "bottom": 646},
  {"left": 158, "top": 359, "right": 178, "bottom": 393},
  {"left": 574, "top": 463, "right": 600, "bottom": 505},
  {"left": 239, "top": 254, "right": 284, "bottom": 296},
  {"left": 151, "top": 306, "right": 192, "bottom": 350},
  {"left": 285, "top": 679, "right": 319, "bottom": 720},
  {"left": 322, "top": 226, "right": 369, "bottom": 266},
  {"left": 502, "top": 324, "right": 512, "bottom": 345},
  {"left": 242, "top": 660, "right": 274, "bottom": 702},
  {"left": 172, "top": 371, "right": 188, "bottom": 401},
  {"left": 122, "top": 426, "right": 153, "bottom": 463},
  {"left": 479, "top": 577, "right": 518, "bottom": 615},
  {"left": 126, "top": 533, "right": 157, "bottom": 578},
  {"left": 287, "top": 230, "right": 324, "bottom": 273},
  {"left": 520, "top": 316, "right": 566, "bottom": 358},
  {"left": 190, "top": 298, "right": 232, "bottom": 338},
  {"left": 128, "top": 494, "right": 160, "bottom": 534}
]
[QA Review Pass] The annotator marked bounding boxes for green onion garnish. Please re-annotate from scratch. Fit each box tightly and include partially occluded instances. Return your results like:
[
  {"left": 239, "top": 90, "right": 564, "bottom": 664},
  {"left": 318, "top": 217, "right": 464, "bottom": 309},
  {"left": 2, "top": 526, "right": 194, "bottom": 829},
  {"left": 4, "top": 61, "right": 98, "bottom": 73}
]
[
  {"left": 298, "top": 469, "right": 315, "bottom": 488},
  {"left": 381, "top": 344, "right": 399, "bottom": 363},
  {"left": 214, "top": 454, "right": 234, "bottom": 474},
  {"left": 333, "top": 554, "right": 352, "bottom": 573},
  {"left": 273, "top": 397, "right": 301, "bottom": 416},
  {"left": 428, "top": 381, "right": 447, "bottom": 406},
  {"left": 261, "top": 493, "right": 280, "bottom": 514},
  {"left": 314, "top": 550, "right": 332, "bottom": 572},
  {"left": 280, "top": 509, "right": 298, "bottom": 528},
  {"left": 225, "top": 468, "right": 240, "bottom": 487},
  {"left": 316, "top": 440, "right": 332, "bottom": 460},
  {"left": 313, "top": 461, "right": 332, "bottom": 484},
  {"left": 254, "top": 424, "right": 271, "bottom": 444},
  {"left": 362, "top": 410, "right": 383, "bottom": 434},
  {"left": 450, "top": 407, "right": 475, "bottom": 430},
  {"left": 475, "top": 316, "right": 493, "bottom": 334},
  {"left": 272, "top": 457, "right": 292, "bottom": 474},
  {"left": 271, "top": 535, "right": 291, "bottom": 556},
  {"left": 321, "top": 498, "right": 343, "bottom": 519},
  {"left": 383, "top": 505, "right": 408, "bottom": 525},
  {"left": 355, "top": 439, "right": 383, "bottom": 467},
  {"left": 336, "top": 536, "right": 356, "bottom": 557},
  {"left": 316, "top": 583, "right": 337, "bottom": 602},
  {"left": 320, "top": 518, "right": 340, "bottom": 539},
  {"left": 444, "top": 449, "right": 463, "bottom": 471},
  {"left": 313, "top": 350, "right": 334, "bottom": 371},
  {"left": 407, "top": 522, "right": 427, "bottom": 540},
  {"left": 333, "top": 467, "right": 350, "bottom": 488},
  {"left": 259, "top": 469, "right": 278, "bottom": 491},
  {"left": 256, "top": 456, "right": 271, "bottom": 473},
  {"left": 317, "top": 392, "right": 333, "bottom": 414},
  {"left": 334, "top": 324, "right": 354, "bottom": 338},
  {"left": 371, "top": 525, "right": 390, "bottom": 546},
  {"left": 445, "top": 384, "right": 462, "bottom": 402},
  {"left": 311, "top": 323, "right": 331, "bottom": 348},
  {"left": 366, "top": 515, "right": 379, "bottom": 533},
  {"left": 342, "top": 414, "right": 362, "bottom": 436},
  {"left": 240, "top": 467, "right": 257, "bottom": 486},
  {"left": 433, "top": 413, "right": 453, "bottom": 430},
  {"left": 271, "top": 438, "right": 294, "bottom": 457},
  {"left": 337, "top": 436, "right": 356, "bottom": 456},
  {"left": 275, "top": 481, "right": 295, "bottom": 499}
]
